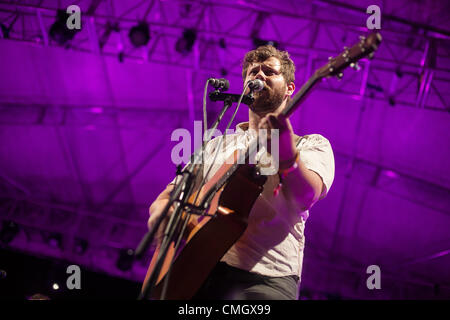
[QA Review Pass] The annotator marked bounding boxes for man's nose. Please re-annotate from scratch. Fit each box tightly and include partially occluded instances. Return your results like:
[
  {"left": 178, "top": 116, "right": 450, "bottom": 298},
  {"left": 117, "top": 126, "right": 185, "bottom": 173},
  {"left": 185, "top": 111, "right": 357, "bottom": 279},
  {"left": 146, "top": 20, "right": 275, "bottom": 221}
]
[{"left": 254, "top": 69, "right": 266, "bottom": 81}]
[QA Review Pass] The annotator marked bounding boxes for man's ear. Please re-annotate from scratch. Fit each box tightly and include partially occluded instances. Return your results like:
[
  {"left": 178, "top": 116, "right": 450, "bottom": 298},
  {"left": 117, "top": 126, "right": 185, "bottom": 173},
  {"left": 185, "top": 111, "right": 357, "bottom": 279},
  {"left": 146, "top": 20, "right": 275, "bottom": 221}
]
[{"left": 286, "top": 82, "right": 295, "bottom": 97}]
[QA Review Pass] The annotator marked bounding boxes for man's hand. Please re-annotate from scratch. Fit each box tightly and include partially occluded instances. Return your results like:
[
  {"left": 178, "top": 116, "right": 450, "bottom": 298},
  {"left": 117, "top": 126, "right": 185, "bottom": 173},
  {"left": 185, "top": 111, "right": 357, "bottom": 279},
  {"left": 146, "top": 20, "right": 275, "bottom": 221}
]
[
  {"left": 258, "top": 113, "right": 324, "bottom": 210},
  {"left": 148, "top": 184, "right": 175, "bottom": 243},
  {"left": 258, "top": 112, "right": 298, "bottom": 168}
]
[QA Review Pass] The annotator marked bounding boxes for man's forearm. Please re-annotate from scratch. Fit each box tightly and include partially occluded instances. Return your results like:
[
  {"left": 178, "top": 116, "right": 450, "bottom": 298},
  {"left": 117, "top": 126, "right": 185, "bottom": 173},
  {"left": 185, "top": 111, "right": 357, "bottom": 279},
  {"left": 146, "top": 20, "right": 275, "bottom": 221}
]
[
  {"left": 148, "top": 185, "right": 173, "bottom": 229},
  {"left": 280, "top": 157, "right": 323, "bottom": 211}
]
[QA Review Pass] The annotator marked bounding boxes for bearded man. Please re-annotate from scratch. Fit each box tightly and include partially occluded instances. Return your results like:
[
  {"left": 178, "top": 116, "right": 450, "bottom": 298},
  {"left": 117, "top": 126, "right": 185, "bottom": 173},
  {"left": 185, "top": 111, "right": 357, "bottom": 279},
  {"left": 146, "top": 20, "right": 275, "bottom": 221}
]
[{"left": 148, "top": 45, "right": 335, "bottom": 300}]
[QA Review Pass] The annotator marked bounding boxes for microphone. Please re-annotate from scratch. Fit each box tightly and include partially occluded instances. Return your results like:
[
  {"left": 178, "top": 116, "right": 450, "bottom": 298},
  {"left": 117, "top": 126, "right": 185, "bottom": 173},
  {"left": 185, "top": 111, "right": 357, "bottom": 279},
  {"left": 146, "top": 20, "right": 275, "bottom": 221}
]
[
  {"left": 208, "top": 78, "right": 230, "bottom": 91},
  {"left": 247, "top": 79, "right": 264, "bottom": 92}
]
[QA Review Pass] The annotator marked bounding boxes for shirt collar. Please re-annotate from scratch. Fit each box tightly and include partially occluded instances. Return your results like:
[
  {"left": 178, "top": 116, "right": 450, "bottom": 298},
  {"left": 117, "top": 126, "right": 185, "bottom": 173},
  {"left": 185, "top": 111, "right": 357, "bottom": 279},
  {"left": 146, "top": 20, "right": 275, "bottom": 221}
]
[
  {"left": 235, "top": 121, "right": 259, "bottom": 140},
  {"left": 236, "top": 122, "right": 249, "bottom": 132}
]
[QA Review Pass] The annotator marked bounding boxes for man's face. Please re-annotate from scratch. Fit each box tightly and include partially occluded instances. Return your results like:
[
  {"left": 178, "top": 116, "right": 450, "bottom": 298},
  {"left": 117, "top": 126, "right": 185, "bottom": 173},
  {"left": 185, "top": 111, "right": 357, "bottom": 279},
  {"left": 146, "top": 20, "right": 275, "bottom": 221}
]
[{"left": 244, "top": 57, "right": 288, "bottom": 115}]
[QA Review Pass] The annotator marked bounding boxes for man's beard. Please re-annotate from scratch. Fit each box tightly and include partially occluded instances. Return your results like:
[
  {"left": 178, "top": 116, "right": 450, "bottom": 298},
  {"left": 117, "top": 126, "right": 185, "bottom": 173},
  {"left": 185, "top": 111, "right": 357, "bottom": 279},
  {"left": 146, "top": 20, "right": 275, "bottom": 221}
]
[{"left": 249, "top": 85, "right": 285, "bottom": 115}]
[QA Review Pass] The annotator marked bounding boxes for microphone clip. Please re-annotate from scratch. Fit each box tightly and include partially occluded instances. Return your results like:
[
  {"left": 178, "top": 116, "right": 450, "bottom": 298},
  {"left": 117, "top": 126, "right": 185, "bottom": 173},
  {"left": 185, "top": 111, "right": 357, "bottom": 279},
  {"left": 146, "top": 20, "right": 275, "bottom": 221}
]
[
  {"left": 208, "top": 78, "right": 230, "bottom": 91},
  {"left": 209, "top": 91, "right": 254, "bottom": 106}
]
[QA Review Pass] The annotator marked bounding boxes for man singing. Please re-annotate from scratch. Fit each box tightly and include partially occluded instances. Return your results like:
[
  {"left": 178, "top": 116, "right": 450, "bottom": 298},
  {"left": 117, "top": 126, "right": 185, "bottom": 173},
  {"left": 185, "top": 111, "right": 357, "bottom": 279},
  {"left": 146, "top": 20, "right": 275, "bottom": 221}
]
[{"left": 148, "top": 45, "right": 335, "bottom": 300}]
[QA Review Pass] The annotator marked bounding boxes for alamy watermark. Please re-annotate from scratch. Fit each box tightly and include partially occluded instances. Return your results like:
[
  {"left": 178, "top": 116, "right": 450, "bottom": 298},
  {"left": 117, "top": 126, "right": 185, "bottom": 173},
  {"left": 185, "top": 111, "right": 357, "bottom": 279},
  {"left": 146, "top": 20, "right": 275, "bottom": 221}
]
[
  {"left": 66, "top": 264, "right": 81, "bottom": 290},
  {"left": 366, "top": 5, "right": 381, "bottom": 30},
  {"left": 66, "top": 5, "right": 81, "bottom": 30},
  {"left": 170, "top": 121, "right": 280, "bottom": 176},
  {"left": 64, "top": 4, "right": 379, "bottom": 31},
  {"left": 366, "top": 264, "right": 381, "bottom": 290}
]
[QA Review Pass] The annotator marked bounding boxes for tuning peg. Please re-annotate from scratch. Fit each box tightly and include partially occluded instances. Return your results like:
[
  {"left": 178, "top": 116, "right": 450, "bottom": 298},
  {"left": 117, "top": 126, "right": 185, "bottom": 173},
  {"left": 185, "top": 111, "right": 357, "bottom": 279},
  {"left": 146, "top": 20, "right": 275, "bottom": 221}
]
[
  {"left": 328, "top": 56, "right": 333, "bottom": 61},
  {"left": 350, "top": 62, "right": 360, "bottom": 71},
  {"left": 342, "top": 46, "right": 349, "bottom": 58},
  {"left": 359, "top": 35, "right": 366, "bottom": 41},
  {"left": 368, "top": 52, "right": 375, "bottom": 60},
  {"left": 343, "top": 53, "right": 350, "bottom": 62},
  {"left": 337, "top": 72, "right": 343, "bottom": 80}
]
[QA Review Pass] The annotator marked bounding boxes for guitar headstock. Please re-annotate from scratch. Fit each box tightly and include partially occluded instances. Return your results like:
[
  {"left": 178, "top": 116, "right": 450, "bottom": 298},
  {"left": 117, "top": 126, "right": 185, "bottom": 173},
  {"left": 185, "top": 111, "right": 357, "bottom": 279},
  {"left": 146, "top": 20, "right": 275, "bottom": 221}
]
[
  {"left": 282, "top": 32, "right": 382, "bottom": 118},
  {"left": 315, "top": 32, "right": 382, "bottom": 80}
]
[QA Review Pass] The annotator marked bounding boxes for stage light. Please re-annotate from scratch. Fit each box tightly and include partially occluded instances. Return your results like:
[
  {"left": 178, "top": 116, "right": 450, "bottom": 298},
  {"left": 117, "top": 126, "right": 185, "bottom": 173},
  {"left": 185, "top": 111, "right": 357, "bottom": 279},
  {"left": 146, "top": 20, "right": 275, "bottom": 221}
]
[
  {"left": 128, "top": 22, "right": 150, "bottom": 47},
  {"left": 0, "top": 220, "right": 19, "bottom": 244},
  {"left": 52, "top": 283, "right": 59, "bottom": 290},
  {"left": 0, "top": 14, "right": 18, "bottom": 39},
  {"left": 0, "top": 23, "right": 9, "bottom": 38},
  {"left": 116, "top": 248, "right": 135, "bottom": 271},
  {"left": 74, "top": 238, "right": 88, "bottom": 255},
  {"left": 47, "top": 233, "right": 62, "bottom": 249},
  {"left": 219, "top": 38, "right": 226, "bottom": 49},
  {"left": 28, "top": 293, "right": 50, "bottom": 300},
  {"left": 252, "top": 38, "right": 279, "bottom": 49},
  {"left": 118, "top": 51, "right": 125, "bottom": 63},
  {"left": 175, "top": 28, "right": 197, "bottom": 54},
  {"left": 49, "top": 9, "right": 80, "bottom": 45}
]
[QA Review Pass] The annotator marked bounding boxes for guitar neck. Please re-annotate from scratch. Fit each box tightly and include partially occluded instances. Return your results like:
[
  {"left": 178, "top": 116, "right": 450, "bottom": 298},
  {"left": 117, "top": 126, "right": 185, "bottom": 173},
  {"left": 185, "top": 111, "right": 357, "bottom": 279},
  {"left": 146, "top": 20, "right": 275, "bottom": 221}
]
[
  {"left": 281, "top": 74, "right": 319, "bottom": 118},
  {"left": 208, "top": 32, "right": 382, "bottom": 189}
]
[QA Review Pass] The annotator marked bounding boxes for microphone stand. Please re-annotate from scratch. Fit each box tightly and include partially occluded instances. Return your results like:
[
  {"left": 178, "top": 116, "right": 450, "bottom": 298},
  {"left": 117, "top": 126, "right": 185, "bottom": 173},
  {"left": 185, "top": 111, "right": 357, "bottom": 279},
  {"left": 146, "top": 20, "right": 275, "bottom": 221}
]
[
  {"left": 135, "top": 90, "right": 254, "bottom": 300},
  {"left": 209, "top": 91, "right": 255, "bottom": 106}
]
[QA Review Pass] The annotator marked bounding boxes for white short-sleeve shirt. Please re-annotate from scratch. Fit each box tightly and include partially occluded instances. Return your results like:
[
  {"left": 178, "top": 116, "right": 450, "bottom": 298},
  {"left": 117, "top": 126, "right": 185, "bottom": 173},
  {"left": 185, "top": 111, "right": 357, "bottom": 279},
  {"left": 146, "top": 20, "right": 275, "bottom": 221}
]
[{"left": 171, "top": 122, "right": 335, "bottom": 279}]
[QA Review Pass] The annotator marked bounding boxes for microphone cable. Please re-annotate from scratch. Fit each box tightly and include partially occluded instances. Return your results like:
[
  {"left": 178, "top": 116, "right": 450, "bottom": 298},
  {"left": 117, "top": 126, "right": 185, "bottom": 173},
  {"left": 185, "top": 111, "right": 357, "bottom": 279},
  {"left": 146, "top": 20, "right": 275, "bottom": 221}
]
[{"left": 159, "top": 81, "right": 250, "bottom": 299}]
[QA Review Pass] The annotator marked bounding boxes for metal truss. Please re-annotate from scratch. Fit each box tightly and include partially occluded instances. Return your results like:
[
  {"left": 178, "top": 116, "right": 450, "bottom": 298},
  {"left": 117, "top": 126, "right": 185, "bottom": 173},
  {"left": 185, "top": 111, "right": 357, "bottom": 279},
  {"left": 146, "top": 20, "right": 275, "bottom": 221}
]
[
  {"left": 0, "top": 0, "right": 448, "bottom": 112},
  {"left": 0, "top": 190, "right": 152, "bottom": 282},
  {"left": 0, "top": 101, "right": 202, "bottom": 129}
]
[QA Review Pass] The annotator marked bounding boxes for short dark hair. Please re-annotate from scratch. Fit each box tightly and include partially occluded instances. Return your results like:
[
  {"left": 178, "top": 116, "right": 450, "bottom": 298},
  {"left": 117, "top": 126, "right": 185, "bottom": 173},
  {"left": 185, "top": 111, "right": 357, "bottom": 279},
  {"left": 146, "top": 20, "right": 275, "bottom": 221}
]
[{"left": 242, "top": 45, "right": 295, "bottom": 84}]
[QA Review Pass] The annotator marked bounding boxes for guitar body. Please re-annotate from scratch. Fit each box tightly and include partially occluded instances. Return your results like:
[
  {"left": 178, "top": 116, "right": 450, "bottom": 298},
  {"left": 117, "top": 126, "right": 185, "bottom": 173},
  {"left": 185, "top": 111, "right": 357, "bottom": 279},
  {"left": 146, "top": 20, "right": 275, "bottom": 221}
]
[{"left": 142, "top": 155, "right": 266, "bottom": 300}]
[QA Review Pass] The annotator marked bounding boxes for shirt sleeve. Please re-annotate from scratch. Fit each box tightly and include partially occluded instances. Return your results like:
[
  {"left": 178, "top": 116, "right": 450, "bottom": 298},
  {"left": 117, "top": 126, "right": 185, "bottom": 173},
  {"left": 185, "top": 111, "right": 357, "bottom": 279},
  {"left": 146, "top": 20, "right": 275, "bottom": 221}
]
[{"left": 297, "top": 134, "right": 335, "bottom": 199}]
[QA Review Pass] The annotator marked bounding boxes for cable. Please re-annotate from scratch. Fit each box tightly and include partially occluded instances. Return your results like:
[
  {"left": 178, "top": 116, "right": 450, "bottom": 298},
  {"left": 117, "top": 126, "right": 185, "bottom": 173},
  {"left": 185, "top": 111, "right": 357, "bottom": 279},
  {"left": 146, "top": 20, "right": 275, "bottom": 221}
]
[
  {"left": 152, "top": 81, "right": 251, "bottom": 299},
  {"left": 203, "top": 80, "right": 209, "bottom": 137},
  {"left": 192, "top": 81, "right": 250, "bottom": 210}
]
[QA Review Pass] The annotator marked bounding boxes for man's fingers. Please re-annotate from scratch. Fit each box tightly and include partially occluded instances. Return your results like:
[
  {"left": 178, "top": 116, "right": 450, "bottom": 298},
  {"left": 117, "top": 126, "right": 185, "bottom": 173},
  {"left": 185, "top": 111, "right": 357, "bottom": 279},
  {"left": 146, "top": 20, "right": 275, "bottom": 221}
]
[
  {"left": 267, "top": 114, "right": 278, "bottom": 128},
  {"left": 258, "top": 116, "right": 269, "bottom": 129},
  {"left": 268, "top": 113, "right": 289, "bottom": 131}
]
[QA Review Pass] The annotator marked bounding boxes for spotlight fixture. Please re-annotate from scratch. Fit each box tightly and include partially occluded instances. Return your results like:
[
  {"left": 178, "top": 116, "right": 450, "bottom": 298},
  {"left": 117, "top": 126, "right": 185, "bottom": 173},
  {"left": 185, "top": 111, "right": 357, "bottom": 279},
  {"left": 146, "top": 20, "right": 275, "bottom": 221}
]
[
  {"left": 46, "top": 233, "right": 63, "bottom": 249},
  {"left": 116, "top": 248, "right": 135, "bottom": 271},
  {"left": 27, "top": 293, "right": 51, "bottom": 300},
  {"left": 252, "top": 38, "right": 279, "bottom": 49},
  {"left": 0, "top": 14, "right": 18, "bottom": 39},
  {"left": 175, "top": 28, "right": 197, "bottom": 54},
  {"left": 0, "top": 220, "right": 19, "bottom": 244},
  {"left": 49, "top": 9, "right": 80, "bottom": 45},
  {"left": 128, "top": 22, "right": 150, "bottom": 47},
  {"left": 74, "top": 238, "right": 88, "bottom": 255},
  {"left": 218, "top": 38, "right": 226, "bottom": 49},
  {"left": 0, "top": 23, "right": 9, "bottom": 38},
  {"left": 118, "top": 51, "right": 125, "bottom": 63}
]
